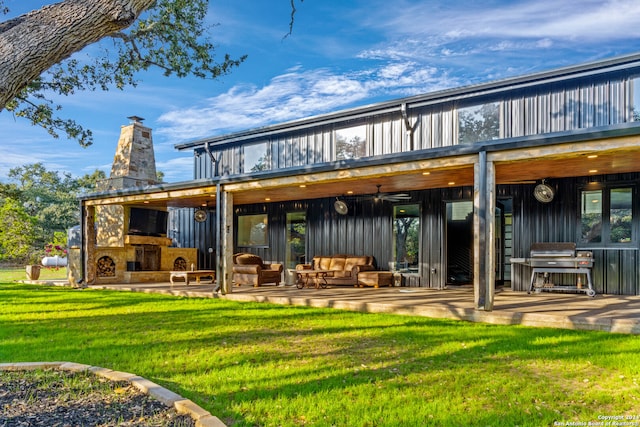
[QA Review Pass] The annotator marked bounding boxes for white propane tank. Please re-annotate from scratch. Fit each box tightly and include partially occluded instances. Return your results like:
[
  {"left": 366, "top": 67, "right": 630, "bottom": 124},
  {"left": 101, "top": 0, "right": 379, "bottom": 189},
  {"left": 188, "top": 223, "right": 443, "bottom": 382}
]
[{"left": 41, "top": 255, "right": 68, "bottom": 268}]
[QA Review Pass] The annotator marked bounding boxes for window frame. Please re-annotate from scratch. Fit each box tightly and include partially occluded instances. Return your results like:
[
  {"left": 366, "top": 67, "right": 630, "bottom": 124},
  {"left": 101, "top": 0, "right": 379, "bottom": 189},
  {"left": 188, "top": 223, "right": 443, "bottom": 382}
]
[
  {"left": 392, "top": 203, "right": 421, "bottom": 273},
  {"left": 456, "top": 101, "right": 502, "bottom": 145},
  {"left": 334, "top": 123, "right": 368, "bottom": 160},
  {"left": 237, "top": 213, "right": 269, "bottom": 248},
  {"left": 578, "top": 183, "right": 638, "bottom": 248},
  {"left": 242, "top": 141, "right": 270, "bottom": 173}
]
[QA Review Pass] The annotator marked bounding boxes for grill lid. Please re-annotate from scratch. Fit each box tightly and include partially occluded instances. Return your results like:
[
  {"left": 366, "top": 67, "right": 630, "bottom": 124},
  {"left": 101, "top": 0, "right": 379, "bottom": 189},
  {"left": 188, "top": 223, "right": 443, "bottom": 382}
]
[{"left": 530, "top": 242, "right": 576, "bottom": 257}]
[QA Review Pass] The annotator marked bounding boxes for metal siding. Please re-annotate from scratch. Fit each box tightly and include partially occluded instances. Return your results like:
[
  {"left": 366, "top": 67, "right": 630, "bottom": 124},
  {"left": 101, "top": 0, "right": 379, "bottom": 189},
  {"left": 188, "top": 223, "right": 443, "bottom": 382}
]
[
  {"left": 525, "top": 93, "right": 538, "bottom": 135},
  {"left": 580, "top": 85, "right": 593, "bottom": 128},
  {"left": 538, "top": 91, "right": 551, "bottom": 134},
  {"left": 372, "top": 122, "right": 384, "bottom": 156},
  {"left": 565, "top": 87, "right": 580, "bottom": 131},
  {"left": 594, "top": 82, "right": 609, "bottom": 126},
  {"left": 550, "top": 89, "right": 565, "bottom": 133},
  {"left": 506, "top": 175, "right": 640, "bottom": 295},
  {"left": 442, "top": 109, "right": 454, "bottom": 147},
  {"left": 431, "top": 112, "right": 443, "bottom": 148}
]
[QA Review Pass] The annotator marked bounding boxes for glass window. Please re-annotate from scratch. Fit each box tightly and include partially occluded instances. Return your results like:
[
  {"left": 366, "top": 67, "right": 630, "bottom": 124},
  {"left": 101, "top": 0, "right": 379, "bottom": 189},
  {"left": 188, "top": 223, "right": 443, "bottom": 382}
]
[
  {"left": 458, "top": 102, "right": 500, "bottom": 144},
  {"left": 580, "top": 187, "right": 634, "bottom": 245},
  {"left": 336, "top": 125, "right": 367, "bottom": 160},
  {"left": 392, "top": 204, "right": 420, "bottom": 272},
  {"left": 286, "top": 212, "right": 306, "bottom": 269},
  {"left": 237, "top": 214, "right": 268, "bottom": 247},
  {"left": 243, "top": 142, "right": 269, "bottom": 173},
  {"left": 632, "top": 77, "right": 640, "bottom": 122},
  {"left": 610, "top": 188, "right": 632, "bottom": 243},
  {"left": 581, "top": 190, "right": 602, "bottom": 243}
]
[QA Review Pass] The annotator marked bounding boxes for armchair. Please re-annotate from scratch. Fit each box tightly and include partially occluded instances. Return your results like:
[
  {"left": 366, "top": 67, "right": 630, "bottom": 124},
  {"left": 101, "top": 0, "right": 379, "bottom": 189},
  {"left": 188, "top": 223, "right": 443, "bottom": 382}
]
[{"left": 233, "top": 253, "right": 283, "bottom": 287}]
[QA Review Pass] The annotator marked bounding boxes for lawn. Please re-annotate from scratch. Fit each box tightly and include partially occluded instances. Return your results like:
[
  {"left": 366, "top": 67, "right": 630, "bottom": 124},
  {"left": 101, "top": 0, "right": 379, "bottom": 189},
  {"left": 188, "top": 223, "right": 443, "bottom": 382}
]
[
  {"left": 1, "top": 266, "right": 68, "bottom": 282},
  {"left": 1, "top": 281, "right": 639, "bottom": 426}
]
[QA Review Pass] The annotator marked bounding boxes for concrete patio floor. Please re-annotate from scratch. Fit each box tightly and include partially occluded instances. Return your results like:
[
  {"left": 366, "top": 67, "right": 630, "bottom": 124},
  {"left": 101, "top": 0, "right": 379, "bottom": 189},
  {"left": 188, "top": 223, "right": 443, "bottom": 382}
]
[{"left": 80, "top": 281, "right": 640, "bottom": 334}]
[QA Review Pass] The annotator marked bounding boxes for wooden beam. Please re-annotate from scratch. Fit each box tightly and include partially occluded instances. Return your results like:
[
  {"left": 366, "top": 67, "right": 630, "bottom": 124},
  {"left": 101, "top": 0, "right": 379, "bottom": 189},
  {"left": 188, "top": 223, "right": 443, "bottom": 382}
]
[
  {"left": 223, "top": 155, "right": 478, "bottom": 193},
  {"left": 489, "top": 134, "right": 640, "bottom": 163}
]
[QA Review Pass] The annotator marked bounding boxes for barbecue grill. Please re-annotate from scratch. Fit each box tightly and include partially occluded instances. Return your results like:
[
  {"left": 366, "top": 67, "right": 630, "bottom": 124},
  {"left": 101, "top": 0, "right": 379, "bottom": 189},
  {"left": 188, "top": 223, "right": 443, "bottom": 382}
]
[{"left": 526, "top": 242, "right": 595, "bottom": 296}]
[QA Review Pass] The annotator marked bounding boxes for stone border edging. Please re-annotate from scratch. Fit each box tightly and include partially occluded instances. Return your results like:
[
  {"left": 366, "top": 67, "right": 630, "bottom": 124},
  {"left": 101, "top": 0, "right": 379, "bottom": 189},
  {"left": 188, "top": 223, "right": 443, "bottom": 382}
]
[{"left": 0, "top": 361, "right": 226, "bottom": 427}]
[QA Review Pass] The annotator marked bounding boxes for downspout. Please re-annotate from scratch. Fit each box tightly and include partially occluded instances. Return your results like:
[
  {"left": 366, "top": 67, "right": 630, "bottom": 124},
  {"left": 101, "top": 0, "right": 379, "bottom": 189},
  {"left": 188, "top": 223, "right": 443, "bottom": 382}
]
[
  {"left": 205, "top": 141, "right": 220, "bottom": 177},
  {"left": 400, "top": 103, "right": 419, "bottom": 151}
]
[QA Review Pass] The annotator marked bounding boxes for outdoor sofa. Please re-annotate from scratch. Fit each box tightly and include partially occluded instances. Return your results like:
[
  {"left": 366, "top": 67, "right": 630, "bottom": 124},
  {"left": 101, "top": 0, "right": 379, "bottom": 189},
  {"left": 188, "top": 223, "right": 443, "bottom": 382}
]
[{"left": 296, "top": 254, "right": 393, "bottom": 287}]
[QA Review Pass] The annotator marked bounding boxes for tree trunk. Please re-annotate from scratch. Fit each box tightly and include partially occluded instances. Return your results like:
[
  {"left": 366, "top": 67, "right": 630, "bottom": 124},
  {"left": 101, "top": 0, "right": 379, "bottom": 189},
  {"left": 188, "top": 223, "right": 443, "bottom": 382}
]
[{"left": 0, "top": 0, "right": 155, "bottom": 110}]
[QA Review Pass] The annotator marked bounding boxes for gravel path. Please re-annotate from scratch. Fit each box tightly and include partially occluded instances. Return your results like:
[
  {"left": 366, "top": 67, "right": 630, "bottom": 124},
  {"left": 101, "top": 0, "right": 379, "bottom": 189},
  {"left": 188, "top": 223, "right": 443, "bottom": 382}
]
[{"left": 0, "top": 369, "right": 195, "bottom": 427}]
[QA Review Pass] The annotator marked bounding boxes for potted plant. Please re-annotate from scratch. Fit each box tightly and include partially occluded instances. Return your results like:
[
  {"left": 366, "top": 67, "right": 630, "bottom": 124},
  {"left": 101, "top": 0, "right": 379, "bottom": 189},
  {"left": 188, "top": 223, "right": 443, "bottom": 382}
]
[{"left": 25, "top": 253, "right": 42, "bottom": 280}]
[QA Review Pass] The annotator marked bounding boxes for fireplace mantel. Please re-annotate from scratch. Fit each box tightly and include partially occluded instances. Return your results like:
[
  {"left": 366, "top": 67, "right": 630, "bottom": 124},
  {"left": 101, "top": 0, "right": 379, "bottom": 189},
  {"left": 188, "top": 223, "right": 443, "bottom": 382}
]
[{"left": 125, "top": 235, "right": 172, "bottom": 246}]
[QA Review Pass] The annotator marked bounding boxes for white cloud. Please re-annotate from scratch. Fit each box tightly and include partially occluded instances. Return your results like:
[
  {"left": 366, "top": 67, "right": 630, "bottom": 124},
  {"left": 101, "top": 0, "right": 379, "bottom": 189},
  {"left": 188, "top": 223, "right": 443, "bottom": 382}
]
[
  {"left": 156, "top": 62, "right": 459, "bottom": 140},
  {"left": 369, "top": 0, "right": 640, "bottom": 41}
]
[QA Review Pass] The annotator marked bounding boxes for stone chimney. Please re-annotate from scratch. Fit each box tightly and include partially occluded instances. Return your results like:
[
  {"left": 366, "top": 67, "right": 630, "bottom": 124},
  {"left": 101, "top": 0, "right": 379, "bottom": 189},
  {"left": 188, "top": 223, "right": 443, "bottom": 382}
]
[
  {"left": 96, "top": 116, "right": 160, "bottom": 247},
  {"left": 102, "top": 116, "right": 160, "bottom": 190}
]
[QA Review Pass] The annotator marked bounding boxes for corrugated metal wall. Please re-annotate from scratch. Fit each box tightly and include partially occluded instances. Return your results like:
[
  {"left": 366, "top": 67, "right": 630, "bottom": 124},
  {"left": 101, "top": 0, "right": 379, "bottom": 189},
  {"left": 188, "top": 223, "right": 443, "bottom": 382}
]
[
  {"left": 501, "top": 173, "right": 640, "bottom": 295},
  {"left": 172, "top": 174, "right": 640, "bottom": 294},
  {"left": 193, "top": 75, "right": 636, "bottom": 178},
  {"left": 173, "top": 188, "right": 479, "bottom": 289}
]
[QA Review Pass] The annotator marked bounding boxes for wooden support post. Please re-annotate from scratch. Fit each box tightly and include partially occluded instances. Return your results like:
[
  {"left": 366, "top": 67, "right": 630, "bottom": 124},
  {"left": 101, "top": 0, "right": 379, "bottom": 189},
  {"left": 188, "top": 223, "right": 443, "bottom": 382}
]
[
  {"left": 221, "top": 189, "right": 234, "bottom": 294},
  {"left": 473, "top": 151, "right": 495, "bottom": 311},
  {"left": 84, "top": 205, "right": 96, "bottom": 286},
  {"left": 485, "top": 159, "right": 496, "bottom": 311}
]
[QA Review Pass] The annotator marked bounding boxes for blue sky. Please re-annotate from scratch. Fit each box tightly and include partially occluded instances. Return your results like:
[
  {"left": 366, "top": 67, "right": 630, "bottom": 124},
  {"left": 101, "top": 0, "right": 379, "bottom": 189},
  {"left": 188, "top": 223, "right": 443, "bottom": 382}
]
[{"left": 2, "top": 0, "right": 640, "bottom": 183}]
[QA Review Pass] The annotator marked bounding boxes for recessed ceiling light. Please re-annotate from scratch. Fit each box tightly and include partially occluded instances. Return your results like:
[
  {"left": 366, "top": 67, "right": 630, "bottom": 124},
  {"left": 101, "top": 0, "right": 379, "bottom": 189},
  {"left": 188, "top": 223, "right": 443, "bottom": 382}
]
[
  {"left": 265, "top": 197, "right": 271, "bottom": 201},
  {"left": 448, "top": 181, "right": 456, "bottom": 185},
  {"left": 589, "top": 169, "right": 598, "bottom": 174},
  {"left": 347, "top": 190, "right": 353, "bottom": 194},
  {"left": 587, "top": 154, "right": 598, "bottom": 159},
  {"left": 422, "top": 171, "right": 430, "bottom": 175},
  {"left": 201, "top": 203, "right": 207, "bottom": 206},
  {"left": 143, "top": 201, "right": 149, "bottom": 204},
  {"left": 299, "top": 184, "right": 306, "bottom": 188}
]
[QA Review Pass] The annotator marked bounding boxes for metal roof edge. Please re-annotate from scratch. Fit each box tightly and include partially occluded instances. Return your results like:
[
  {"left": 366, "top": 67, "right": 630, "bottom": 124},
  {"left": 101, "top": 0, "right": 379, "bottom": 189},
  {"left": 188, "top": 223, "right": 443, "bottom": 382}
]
[{"left": 78, "top": 178, "right": 220, "bottom": 201}]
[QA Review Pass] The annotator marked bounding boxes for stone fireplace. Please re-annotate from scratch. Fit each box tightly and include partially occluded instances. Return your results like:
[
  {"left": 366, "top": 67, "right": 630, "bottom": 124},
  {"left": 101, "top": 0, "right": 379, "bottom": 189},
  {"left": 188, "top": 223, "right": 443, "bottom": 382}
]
[{"left": 69, "top": 116, "right": 198, "bottom": 285}]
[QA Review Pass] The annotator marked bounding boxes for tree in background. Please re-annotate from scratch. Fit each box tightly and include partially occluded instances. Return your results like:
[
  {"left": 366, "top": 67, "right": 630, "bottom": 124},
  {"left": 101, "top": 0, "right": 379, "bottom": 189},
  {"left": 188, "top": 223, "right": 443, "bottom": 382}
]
[
  {"left": 0, "top": 199, "right": 37, "bottom": 263},
  {"left": 0, "top": 164, "right": 106, "bottom": 264}
]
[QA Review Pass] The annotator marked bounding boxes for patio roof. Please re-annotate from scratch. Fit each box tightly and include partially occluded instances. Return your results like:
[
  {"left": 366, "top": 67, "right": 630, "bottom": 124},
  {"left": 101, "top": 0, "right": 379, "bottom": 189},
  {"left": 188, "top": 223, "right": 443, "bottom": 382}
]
[{"left": 80, "top": 123, "right": 640, "bottom": 210}]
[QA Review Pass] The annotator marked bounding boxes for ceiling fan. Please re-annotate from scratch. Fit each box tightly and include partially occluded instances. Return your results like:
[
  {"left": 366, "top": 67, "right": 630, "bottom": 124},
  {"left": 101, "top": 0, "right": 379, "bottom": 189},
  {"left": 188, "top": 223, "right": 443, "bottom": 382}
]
[
  {"left": 534, "top": 179, "right": 555, "bottom": 203},
  {"left": 334, "top": 197, "right": 349, "bottom": 215},
  {"left": 368, "top": 184, "right": 411, "bottom": 202}
]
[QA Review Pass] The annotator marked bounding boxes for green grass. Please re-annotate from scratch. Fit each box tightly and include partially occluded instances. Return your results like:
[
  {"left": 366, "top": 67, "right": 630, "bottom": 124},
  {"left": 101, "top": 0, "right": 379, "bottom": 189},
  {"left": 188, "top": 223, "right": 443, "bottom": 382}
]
[
  {"left": 0, "top": 266, "right": 67, "bottom": 282},
  {"left": 1, "top": 281, "right": 639, "bottom": 426}
]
